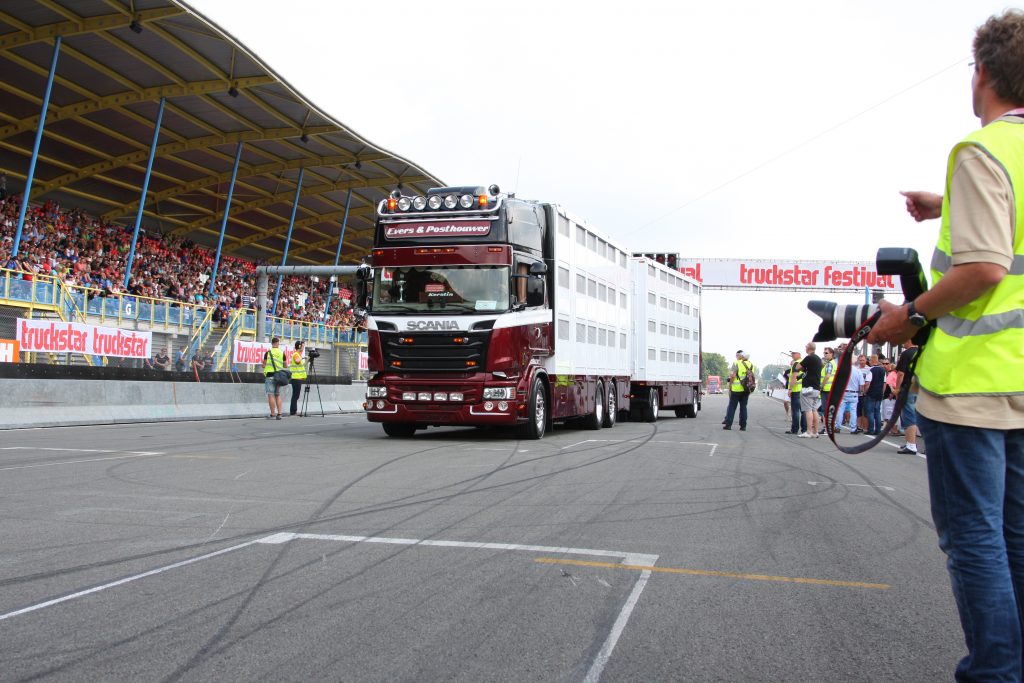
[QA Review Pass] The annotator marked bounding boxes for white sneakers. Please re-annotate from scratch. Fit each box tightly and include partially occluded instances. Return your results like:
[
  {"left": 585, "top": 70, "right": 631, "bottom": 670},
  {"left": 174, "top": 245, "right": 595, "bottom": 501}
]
[{"left": 798, "top": 432, "right": 813, "bottom": 438}]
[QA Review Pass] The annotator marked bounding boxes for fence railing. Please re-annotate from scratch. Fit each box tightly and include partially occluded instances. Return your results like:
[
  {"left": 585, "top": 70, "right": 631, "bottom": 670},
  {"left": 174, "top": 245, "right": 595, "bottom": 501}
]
[{"left": 0, "top": 267, "right": 367, "bottom": 378}]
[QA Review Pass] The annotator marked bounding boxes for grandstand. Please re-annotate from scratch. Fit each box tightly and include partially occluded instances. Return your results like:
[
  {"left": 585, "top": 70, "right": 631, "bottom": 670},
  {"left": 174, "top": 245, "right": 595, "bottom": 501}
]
[{"left": 0, "top": 0, "right": 443, "bottom": 380}]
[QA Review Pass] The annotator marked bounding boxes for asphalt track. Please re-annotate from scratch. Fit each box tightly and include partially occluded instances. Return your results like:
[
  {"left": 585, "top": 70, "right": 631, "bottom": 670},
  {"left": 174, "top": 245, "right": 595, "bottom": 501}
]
[{"left": 0, "top": 394, "right": 961, "bottom": 682}]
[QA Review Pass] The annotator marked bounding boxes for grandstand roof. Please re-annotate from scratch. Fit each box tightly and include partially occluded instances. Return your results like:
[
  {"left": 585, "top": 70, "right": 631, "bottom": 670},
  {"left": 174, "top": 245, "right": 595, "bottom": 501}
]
[{"left": 0, "top": 0, "right": 443, "bottom": 264}]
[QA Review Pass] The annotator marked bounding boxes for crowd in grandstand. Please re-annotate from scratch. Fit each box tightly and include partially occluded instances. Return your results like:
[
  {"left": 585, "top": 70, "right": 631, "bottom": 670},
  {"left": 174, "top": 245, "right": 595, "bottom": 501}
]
[{"left": 0, "top": 188, "right": 360, "bottom": 328}]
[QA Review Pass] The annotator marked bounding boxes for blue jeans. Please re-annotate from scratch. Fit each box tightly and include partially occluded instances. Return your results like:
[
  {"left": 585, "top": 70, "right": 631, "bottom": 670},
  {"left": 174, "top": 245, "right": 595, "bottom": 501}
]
[
  {"left": 920, "top": 414, "right": 1024, "bottom": 681},
  {"left": 724, "top": 391, "right": 748, "bottom": 428},
  {"left": 790, "top": 393, "right": 806, "bottom": 433},
  {"left": 864, "top": 396, "right": 882, "bottom": 434},
  {"left": 840, "top": 392, "right": 859, "bottom": 431}
]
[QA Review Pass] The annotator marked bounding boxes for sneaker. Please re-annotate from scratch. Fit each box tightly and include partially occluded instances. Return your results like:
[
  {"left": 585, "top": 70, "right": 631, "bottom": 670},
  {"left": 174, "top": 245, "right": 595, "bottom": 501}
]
[
  {"left": 739, "top": 426, "right": 746, "bottom": 431},
  {"left": 798, "top": 432, "right": 812, "bottom": 438},
  {"left": 851, "top": 428, "right": 862, "bottom": 434},
  {"left": 722, "top": 425, "right": 731, "bottom": 430},
  {"left": 897, "top": 446, "right": 918, "bottom": 454},
  {"left": 276, "top": 415, "right": 282, "bottom": 420}
]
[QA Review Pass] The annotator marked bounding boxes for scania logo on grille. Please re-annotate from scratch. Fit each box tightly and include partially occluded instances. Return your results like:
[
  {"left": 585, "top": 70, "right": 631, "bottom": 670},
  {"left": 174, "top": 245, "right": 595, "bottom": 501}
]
[{"left": 406, "top": 320, "right": 460, "bottom": 331}]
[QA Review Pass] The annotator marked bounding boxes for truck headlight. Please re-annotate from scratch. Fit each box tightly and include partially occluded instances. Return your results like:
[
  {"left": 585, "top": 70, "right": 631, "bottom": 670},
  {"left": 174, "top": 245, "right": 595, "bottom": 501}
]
[
  {"left": 483, "top": 387, "right": 514, "bottom": 399},
  {"left": 367, "top": 386, "right": 387, "bottom": 398}
]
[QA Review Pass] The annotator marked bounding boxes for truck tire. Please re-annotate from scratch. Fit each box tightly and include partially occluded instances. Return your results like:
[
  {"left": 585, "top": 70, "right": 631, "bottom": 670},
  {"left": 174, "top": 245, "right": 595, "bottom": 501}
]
[
  {"left": 602, "top": 381, "right": 617, "bottom": 428},
  {"left": 518, "top": 378, "right": 547, "bottom": 440},
  {"left": 584, "top": 382, "right": 604, "bottom": 430},
  {"left": 382, "top": 422, "right": 416, "bottom": 438},
  {"left": 643, "top": 387, "right": 660, "bottom": 422}
]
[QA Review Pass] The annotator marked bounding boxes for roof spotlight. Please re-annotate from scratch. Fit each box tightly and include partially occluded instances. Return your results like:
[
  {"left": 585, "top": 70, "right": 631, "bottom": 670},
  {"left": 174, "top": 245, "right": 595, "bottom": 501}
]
[
  {"left": 227, "top": 85, "right": 239, "bottom": 98},
  {"left": 129, "top": 19, "right": 143, "bottom": 34},
  {"left": 443, "top": 194, "right": 458, "bottom": 209},
  {"left": 390, "top": 189, "right": 402, "bottom": 200},
  {"left": 488, "top": 184, "right": 500, "bottom": 196},
  {"left": 354, "top": 159, "right": 362, "bottom": 169},
  {"left": 300, "top": 133, "right": 309, "bottom": 143}
]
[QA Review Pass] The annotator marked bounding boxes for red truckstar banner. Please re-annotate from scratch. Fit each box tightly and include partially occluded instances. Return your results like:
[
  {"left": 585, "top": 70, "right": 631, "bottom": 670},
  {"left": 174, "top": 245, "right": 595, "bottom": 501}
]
[
  {"left": 16, "top": 319, "right": 152, "bottom": 359},
  {"left": 233, "top": 339, "right": 272, "bottom": 365}
]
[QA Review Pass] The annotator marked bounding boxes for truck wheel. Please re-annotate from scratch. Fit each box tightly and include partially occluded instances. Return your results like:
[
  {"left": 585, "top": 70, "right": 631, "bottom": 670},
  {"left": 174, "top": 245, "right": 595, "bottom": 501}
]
[
  {"left": 585, "top": 382, "right": 604, "bottom": 430},
  {"left": 643, "top": 388, "right": 660, "bottom": 422},
  {"left": 602, "top": 382, "right": 617, "bottom": 428},
  {"left": 518, "top": 378, "right": 547, "bottom": 440},
  {"left": 382, "top": 423, "right": 416, "bottom": 438}
]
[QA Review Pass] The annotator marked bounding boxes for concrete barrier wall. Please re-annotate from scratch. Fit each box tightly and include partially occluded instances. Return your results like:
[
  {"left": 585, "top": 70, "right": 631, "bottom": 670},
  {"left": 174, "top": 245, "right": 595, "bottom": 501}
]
[{"left": 0, "top": 378, "right": 367, "bottom": 429}]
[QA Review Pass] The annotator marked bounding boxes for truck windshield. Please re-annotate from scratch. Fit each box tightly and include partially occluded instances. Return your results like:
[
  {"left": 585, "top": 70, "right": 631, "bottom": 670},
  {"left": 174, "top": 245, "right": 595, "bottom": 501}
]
[{"left": 371, "top": 265, "right": 510, "bottom": 313}]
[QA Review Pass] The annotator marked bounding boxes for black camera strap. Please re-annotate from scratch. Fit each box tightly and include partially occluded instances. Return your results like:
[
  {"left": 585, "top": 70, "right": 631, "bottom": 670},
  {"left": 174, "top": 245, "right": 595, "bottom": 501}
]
[{"left": 823, "top": 312, "right": 919, "bottom": 454}]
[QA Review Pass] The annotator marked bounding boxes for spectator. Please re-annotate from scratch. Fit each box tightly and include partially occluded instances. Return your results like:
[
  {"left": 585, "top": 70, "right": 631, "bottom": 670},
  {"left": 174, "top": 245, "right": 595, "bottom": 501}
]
[
  {"left": 864, "top": 354, "right": 886, "bottom": 435},
  {"left": 175, "top": 347, "right": 188, "bottom": 372},
  {"left": 798, "top": 342, "right": 822, "bottom": 438},
  {"left": 153, "top": 347, "right": 170, "bottom": 371},
  {"left": 894, "top": 340, "right": 920, "bottom": 455}
]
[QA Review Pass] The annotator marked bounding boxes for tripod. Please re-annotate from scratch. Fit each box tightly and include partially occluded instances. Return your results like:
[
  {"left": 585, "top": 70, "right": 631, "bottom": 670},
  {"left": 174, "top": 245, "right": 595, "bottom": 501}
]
[{"left": 300, "top": 355, "right": 325, "bottom": 417}]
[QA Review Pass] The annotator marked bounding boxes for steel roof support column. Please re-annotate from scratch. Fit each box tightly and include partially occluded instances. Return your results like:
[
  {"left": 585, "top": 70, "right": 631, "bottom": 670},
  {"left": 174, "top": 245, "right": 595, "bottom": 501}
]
[
  {"left": 123, "top": 96, "right": 166, "bottom": 288},
  {"left": 208, "top": 142, "right": 244, "bottom": 297},
  {"left": 12, "top": 36, "right": 61, "bottom": 258},
  {"left": 322, "top": 188, "right": 353, "bottom": 322},
  {"left": 271, "top": 166, "right": 305, "bottom": 315}
]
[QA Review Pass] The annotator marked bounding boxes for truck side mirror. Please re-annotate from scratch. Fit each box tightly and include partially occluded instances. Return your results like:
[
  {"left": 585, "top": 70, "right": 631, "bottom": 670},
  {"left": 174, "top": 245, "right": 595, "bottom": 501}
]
[
  {"left": 526, "top": 276, "right": 545, "bottom": 307},
  {"left": 529, "top": 262, "right": 548, "bottom": 275},
  {"left": 355, "top": 265, "right": 370, "bottom": 309}
]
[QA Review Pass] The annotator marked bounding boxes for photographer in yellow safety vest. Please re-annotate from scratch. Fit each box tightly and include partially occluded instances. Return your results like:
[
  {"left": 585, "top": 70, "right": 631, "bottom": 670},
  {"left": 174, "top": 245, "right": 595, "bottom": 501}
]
[
  {"left": 289, "top": 340, "right": 308, "bottom": 416},
  {"left": 262, "top": 337, "right": 289, "bottom": 420}
]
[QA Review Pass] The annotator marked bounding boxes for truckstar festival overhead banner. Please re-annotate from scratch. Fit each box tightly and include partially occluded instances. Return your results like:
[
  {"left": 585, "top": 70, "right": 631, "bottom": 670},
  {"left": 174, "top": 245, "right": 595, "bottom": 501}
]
[
  {"left": 16, "top": 319, "right": 152, "bottom": 358},
  {"left": 676, "top": 259, "right": 901, "bottom": 292}
]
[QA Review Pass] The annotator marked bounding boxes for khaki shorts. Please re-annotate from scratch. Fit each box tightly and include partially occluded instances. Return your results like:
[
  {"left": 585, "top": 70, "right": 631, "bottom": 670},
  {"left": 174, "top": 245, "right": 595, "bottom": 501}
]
[{"left": 800, "top": 388, "right": 821, "bottom": 412}]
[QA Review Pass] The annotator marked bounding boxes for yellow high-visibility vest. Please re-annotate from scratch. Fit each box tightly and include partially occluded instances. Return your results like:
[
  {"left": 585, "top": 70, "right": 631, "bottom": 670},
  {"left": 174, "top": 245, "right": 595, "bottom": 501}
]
[
  {"left": 263, "top": 347, "right": 286, "bottom": 376},
  {"left": 290, "top": 351, "right": 307, "bottom": 380},
  {"left": 917, "top": 118, "right": 1024, "bottom": 397}
]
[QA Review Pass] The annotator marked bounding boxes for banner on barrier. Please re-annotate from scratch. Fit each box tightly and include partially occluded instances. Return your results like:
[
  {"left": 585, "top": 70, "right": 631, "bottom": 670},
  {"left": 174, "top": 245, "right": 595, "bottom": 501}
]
[
  {"left": 16, "top": 319, "right": 151, "bottom": 358},
  {"left": 676, "top": 259, "right": 900, "bottom": 291},
  {"left": 0, "top": 339, "right": 19, "bottom": 363},
  {"left": 358, "top": 351, "right": 369, "bottom": 371},
  {"left": 233, "top": 339, "right": 272, "bottom": 365}
]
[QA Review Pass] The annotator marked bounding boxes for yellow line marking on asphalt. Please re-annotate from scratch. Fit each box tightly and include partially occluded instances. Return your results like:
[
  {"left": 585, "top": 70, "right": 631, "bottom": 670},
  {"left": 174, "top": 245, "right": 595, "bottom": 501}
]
[{"left": 534, "top": 557, "right": 889, "bottom": 590}]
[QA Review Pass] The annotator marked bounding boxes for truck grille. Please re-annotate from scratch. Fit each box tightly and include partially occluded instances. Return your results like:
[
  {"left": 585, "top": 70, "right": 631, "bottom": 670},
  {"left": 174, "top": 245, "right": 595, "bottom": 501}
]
[{"left": 380, "top": 331, "right": 488, "bottom": 373}]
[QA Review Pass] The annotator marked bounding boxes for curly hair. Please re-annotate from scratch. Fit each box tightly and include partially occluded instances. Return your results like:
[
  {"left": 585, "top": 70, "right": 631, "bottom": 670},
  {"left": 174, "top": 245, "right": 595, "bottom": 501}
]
[{"left": 975, "top": 9, "right": 1024, "bottom": 105}]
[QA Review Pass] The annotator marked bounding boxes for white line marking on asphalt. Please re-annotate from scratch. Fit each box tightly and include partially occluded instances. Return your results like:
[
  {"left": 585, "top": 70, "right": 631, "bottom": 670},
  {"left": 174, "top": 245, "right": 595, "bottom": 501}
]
[
  {"left": 583, "top": 569, "right": 652, "bottom": 683},
  {"left": 0, "top": 540, "right": 257, "bottom": 623},
  {"left": 257, "top": 532, "right": 660, "bottom": 565},
  {"left": 258, "top": 531, "right": 659, "bottom": 679},
  {"left": 561, "top": 439, "right": 717, "bottom": 456},
  {"left": 234, "top": 471, "right": 249, "bottom": 480},
  {"left": 808, "top": 481, "right": 896, "bottom": 492},
  {"left": 0, "top": 452, "right": 167, "bottom": 471}
]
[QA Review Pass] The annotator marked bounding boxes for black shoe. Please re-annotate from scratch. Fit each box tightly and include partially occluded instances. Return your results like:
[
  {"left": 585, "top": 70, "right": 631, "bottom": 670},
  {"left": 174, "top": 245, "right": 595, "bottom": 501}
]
[
  {"left": 722, "top": 425, "right": 731, "bottom": 430},
  {"left": 739, "top": 426, "right": 746, "bottom": 431},
  {"left": 851, "top": 428, "right": 862, "bottom": 434},
  {"left": 785, "top": 430, "right": 797, "bottom": 434},
  {"left": 897, "top": 446, "right": 917, "bottom": 454}
]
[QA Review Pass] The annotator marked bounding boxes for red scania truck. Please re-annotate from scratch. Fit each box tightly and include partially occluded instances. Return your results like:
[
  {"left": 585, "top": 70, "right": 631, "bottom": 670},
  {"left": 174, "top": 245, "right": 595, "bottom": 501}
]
[{"left": 361, "top": 185, "right": 702, "bottom": 439}]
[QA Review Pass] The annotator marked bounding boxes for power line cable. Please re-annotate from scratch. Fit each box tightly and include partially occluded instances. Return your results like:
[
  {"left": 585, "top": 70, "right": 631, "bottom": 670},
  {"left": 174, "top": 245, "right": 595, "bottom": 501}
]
[{"left": 635, "top": 56, "right": 970, "bottom": 230}]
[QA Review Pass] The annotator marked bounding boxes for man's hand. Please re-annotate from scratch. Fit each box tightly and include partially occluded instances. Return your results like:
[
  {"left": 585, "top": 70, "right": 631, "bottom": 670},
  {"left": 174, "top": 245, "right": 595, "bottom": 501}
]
[
  {"left": 867, "top": 300, "right": 918, "bottom": 345},
  {"left": 900, "top": 191, "right": 943, "bottom": 222}
]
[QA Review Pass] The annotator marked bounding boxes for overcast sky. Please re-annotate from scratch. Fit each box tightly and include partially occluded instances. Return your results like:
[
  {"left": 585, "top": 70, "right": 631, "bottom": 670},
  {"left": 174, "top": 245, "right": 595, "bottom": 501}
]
[{"left": 189, "top": 0, "right": 1010, "bottom": 370}]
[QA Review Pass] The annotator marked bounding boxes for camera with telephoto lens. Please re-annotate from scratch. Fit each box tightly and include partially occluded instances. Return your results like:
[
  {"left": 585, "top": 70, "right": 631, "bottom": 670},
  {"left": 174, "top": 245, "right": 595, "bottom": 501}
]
[
  {"left": 808, "top": 247, "right": 929, "bottom": 342},
  {"left": 307, "top": 347, "right": 321, "bottom": 359}
]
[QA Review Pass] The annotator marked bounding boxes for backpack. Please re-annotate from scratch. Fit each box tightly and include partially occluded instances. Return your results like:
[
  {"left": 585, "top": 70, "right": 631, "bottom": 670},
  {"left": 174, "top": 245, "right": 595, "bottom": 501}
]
[{"left": 741, "top": 362, "right": 756, "bottom": 393}]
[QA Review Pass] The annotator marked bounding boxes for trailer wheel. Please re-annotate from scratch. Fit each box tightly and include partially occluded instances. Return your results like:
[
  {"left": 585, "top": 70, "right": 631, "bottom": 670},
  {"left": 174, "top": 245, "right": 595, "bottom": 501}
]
[
  {"left": 382, "top": 423, "right": 416, "bottom": 438},
  {"left": 602, "top": 382, "right": 617, "bottom": 428},
  {"left": 584, "top": 382, "right": 604, "bottom": 430},
  {"left": 517, "top": 378, "right": 547, "bottom": 440},
  {"left": 643, "top": 388, "right": 660, "bottom": 422},
  {"left": 675, "top": 404, "right": 697, "bottom": 418}
]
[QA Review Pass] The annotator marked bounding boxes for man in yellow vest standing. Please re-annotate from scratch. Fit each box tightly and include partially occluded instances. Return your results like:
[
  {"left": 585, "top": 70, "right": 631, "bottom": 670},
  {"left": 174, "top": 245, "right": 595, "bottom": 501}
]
[
  {"left": 263, "top": 336, "right": 289, "bottom": 420},
  {"left": 870, "top": 11, "right": 1024, "bottom": 679},
  {"left": 722, "top": 350, "right": 754, "bottom": 431},
  {"left": 289, "top": 340, "right": 308, "bottom": 416}
]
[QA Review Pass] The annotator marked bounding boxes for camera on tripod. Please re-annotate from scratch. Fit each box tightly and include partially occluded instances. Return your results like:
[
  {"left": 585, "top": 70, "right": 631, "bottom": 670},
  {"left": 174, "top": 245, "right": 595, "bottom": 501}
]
[
  {"left": 808, "top": 247, "right": 930, "bottom": 343},
  {"left": 306, "top": 347, "right": 321, "bottom": 360}
]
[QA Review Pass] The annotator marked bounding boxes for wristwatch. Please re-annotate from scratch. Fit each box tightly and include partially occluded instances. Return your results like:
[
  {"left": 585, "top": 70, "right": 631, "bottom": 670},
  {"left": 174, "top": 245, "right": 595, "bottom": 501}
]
[{"left": 907, "top": 301, "right": 929, "bottom": 328}]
